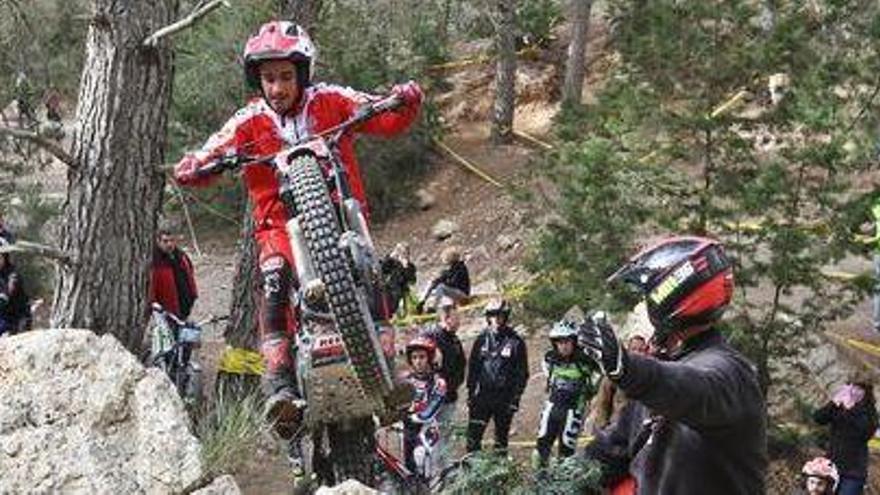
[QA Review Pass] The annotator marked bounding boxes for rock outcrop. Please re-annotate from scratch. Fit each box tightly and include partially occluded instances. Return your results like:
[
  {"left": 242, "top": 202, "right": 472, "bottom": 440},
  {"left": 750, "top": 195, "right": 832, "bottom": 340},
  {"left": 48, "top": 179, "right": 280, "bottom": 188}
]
[{"left": 0, "top": 329, "right": 203, "bottom": 494}]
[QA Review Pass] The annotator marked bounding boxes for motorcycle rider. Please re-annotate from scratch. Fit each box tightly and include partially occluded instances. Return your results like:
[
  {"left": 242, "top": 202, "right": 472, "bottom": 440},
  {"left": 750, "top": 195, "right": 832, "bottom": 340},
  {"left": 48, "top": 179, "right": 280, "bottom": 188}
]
[
  {"left": 533, "top": 319, "right": 599, "bottom": 468},
  {"left": 402, "top": 336, "right": 447, "bottom": 480},
  {"left": 174, "top": 20, "right": 423, "bottom": 435},
  {"left": 580, "top": 236, "right": 767, "bottom": 494},
  {"left": 466, "top": 298, "right": 529, "bottom": 454}
]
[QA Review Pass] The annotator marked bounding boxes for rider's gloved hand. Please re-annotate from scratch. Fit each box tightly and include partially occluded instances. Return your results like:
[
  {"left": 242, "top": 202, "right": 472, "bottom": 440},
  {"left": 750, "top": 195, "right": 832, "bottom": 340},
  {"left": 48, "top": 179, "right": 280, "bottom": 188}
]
[
  {"left": 391, "top": 80, "right": 424, "bottom": 108},
  {"left": 579, "top": 311, "right": 627, "bottom": 380},
  {"left": 174, "top": 154, "right": 209, "bottom": 187}
]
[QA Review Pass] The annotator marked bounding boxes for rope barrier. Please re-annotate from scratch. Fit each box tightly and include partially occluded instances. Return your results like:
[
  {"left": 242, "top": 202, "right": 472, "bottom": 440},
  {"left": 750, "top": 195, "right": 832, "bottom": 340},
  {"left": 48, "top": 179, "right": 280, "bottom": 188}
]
[{"left": 433, "top": 137, "right": 506, "bottom": 189}]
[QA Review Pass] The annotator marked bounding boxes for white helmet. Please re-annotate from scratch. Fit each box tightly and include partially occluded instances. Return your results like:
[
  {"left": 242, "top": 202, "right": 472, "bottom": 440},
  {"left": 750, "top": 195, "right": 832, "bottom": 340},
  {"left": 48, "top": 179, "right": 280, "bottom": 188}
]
[{"left": 549, "top": 319, "right": 579, "bottom": 341}]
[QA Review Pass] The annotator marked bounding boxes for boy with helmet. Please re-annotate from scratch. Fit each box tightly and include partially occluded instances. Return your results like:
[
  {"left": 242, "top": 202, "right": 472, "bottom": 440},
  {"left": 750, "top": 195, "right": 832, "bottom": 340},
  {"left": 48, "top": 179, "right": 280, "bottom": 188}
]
[
  {"left": 533, "top": 319, "right": 600, "bottom": 468},
  {"left": 173, "top": 20, "right": 423, "bottom": 435},
  {"left": 798, "top": 457, "right": 839, "bottom": 495},
  {"left": 465, "top": 297, "right": 529, "bottom": 453},
  {"left": 402, "top": 336, "right": 447, "bottom": 480},
  {"left": 580, "top": 236, "right": 767, "bottom": 494}
]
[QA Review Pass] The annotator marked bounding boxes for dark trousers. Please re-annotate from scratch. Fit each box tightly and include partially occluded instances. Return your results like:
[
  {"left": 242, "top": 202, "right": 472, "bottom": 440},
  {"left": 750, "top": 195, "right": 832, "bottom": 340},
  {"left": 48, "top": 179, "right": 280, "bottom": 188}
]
[{"left": 467, "top": 399, "right": 514, "bottom": 453}]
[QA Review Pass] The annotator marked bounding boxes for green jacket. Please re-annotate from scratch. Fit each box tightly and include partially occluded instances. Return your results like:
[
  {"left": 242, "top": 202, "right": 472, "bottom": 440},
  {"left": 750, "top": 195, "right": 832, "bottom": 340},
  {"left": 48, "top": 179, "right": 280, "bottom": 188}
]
[{"left": 542, "top": 349, "right": 600, "bottom": 414}]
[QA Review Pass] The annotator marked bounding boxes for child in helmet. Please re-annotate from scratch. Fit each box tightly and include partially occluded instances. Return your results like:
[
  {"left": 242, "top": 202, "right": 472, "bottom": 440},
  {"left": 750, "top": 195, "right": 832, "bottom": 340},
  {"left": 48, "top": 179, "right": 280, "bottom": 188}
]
[
  {"left": 533, "top": 319, "right": 600, "bottom": 468},
  {"left": 403, "top": 336, "right": 447, "bottom": 480},
  {"left": 797, "top": 457, "right": 839, "bottom": 495}
]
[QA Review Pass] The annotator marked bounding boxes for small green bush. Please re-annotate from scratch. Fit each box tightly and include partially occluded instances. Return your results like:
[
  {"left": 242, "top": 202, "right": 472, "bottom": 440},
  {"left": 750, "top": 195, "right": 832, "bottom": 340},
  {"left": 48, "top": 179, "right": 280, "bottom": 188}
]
[{"left": 196, "top": 389, "right": 267, "bottom": 478}]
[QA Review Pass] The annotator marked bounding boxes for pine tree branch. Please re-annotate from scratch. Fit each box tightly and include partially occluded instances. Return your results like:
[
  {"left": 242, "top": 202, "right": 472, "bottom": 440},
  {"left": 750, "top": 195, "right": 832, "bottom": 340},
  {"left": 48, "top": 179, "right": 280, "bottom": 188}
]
[
  {"left": 143, "top": 0, "right": 230, "bottom": 47},
  {"left": 0, "top": 240, "right": 74, "bottom": 266},
  {"left": 0, "top": 126, "right": 76, "bottom": 169}
]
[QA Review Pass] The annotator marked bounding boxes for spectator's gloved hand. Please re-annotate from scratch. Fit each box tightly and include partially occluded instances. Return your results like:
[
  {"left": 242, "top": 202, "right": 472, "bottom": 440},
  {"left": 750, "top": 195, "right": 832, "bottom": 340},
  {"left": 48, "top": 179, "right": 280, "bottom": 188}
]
[
  {"left": 174, "top": 154, "right": 208, "bottom": 187},
  {"left": 391, "top": 80, "right": 424, "bottom": 108},
  {"left": 579, "top": 311, "right": 627, "bottom": 380},
  {"left": 408, "top": 413, "right": 423, "bottom": 424}
]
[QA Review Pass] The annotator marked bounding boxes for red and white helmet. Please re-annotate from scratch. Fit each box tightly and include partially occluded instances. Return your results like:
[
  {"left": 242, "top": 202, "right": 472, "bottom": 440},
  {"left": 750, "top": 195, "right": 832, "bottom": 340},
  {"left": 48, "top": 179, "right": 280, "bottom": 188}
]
[
  {"left": 608, "top": 236, "right": 734, "bottom": 345},
  {"left": 243, "top": 21, "right": 316, "bottom": 89},
  {"left": 405, "top": 336, "right": 437, "bottom": 364},
  {"left": 802, "top": 457, "right": 839, "bottom": 493}
]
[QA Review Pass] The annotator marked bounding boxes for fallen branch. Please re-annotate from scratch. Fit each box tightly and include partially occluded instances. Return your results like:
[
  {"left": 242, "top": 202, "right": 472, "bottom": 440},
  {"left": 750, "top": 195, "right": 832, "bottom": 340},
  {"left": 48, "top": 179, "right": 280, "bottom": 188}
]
[
  {"left": 0, "top": 126, "right": 76, "bottom": 169},
  {"left": 0, "top": 240, "right": 74, "bottom": 266},
  {"left": 143, "top": 0, "right": 229, "bottom": 47}
]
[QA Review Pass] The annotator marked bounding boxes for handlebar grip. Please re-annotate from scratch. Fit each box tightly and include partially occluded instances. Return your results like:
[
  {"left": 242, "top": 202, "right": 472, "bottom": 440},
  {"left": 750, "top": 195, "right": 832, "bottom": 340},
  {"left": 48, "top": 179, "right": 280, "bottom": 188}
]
[{"left": 374, "top": 95, "right": 404, "bottom": 113}]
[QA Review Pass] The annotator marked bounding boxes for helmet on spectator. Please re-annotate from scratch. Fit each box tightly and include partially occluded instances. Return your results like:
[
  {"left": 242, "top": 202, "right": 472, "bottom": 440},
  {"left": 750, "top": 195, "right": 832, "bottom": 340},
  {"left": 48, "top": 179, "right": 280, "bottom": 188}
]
[
  {"left": 548, "top": 319, "right": 579, "bottom": 341},
  {"left": 405, "top": 336, "right": 437, "bottom": 364},
  {"left": 483, "top": 297, "right": 512, "bottom": 321},
  {"left": 243, "top": 21, "right": 316, "bottom": 90},
  {"left": 608, "top": 236, "right": 733, "bottom": 346},
  {"left": 801, "top": 457, "right": 839, "bottom": 493}
]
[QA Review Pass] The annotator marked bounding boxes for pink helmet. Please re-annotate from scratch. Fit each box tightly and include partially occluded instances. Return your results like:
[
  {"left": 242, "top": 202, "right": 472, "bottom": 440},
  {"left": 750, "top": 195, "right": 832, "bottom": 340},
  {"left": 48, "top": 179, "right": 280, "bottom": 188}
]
[
  {"left": 243, "top": 21, "right": 316, "bottom": 89},
  {"left": 801, "top": 457, "right": 839, "bottom": 493}
]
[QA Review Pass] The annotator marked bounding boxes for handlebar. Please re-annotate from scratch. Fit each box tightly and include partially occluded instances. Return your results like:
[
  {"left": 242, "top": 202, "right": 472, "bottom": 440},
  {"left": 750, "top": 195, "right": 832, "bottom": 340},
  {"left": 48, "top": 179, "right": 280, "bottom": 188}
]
[{"left": 194, "top": 94, "right": 404, "bottom": 178}]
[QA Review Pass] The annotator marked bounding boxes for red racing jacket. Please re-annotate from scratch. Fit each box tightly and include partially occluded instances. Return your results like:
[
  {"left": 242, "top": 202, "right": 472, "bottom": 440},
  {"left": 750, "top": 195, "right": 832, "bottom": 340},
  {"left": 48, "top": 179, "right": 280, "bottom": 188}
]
[{"left": 180, "top": 83, "right": 420, "bottom": 265}]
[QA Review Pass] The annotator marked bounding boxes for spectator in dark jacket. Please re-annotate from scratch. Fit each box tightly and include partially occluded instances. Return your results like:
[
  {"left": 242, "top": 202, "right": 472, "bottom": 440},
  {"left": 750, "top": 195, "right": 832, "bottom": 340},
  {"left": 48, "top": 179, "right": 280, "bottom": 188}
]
[
  {"left": 581, "top": 236, "right": 766, "bottom": 495},
  {"left": 149, "top": 229, "right": 198, "bottom": 320},
  {"left": 421, "top": 296, "right": 466, "bottom": 468},
  {"left": 0, "top": 237, "right": 31, "bottom": 336},
  {"left": 419, "top": 247, "right": 470, "bottom": 312},
  {"left": 466, "top": 298, "right": 528, "bottom": 454},
  {"left": 813, "top": 378, "right": 879, "bottom": 495},
  {"left": 422, "top": 296, "right": 466, "bottom": 403},
  {"left": 380, "top": 242, "right": 417, "bottom": 316}
]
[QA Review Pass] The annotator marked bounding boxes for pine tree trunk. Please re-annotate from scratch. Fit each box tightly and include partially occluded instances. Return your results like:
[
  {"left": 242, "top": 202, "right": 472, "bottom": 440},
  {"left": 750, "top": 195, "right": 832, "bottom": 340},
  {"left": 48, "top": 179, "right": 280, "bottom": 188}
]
[
  {"left": 490, "top": 0, "right": 517, "bottom": 144},
  {"left": 50, "top": 0, "right": 177, "bottom": 353},
  {"left": 562, "top": 0, "right": 592, "bottom": 106},
  {"left": 224, "top": 199, "right": 258, "bottom": 349},
  {"left": 278, "top": 0, "right": 322, "bottom": 29}
]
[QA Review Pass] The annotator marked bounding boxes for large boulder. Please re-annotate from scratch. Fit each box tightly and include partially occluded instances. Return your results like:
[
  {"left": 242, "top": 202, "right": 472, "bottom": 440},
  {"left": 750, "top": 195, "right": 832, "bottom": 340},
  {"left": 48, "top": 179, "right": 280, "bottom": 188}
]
[
  {"left": 315, "top": 479, "right": 379, "bottom": 495},
  {"left": 0, "top": 329, "right": 203, "bottom": 494}
]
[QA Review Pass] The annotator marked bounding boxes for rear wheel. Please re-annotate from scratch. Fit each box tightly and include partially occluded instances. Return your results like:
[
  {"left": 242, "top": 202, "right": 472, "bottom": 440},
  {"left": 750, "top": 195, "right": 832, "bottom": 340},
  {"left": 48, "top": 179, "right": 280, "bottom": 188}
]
[
  {"left": 328, "top": 417, "right": 376, "bottom": 485},
  {"left": 288, "top": 154, "right": 389, "bottom": 398}
]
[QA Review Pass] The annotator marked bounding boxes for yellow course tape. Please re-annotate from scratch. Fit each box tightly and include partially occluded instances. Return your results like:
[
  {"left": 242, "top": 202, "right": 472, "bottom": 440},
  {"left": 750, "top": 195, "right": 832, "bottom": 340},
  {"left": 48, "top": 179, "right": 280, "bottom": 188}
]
[
  {"left": 433, "top": 138, "right": 506, "bottom": 189},
  {"left": 218, "top": 346, "right": 265, "bottom": 376},
  {"left": 710, "top": 89, "right": 750, "bottom": 119},
  {"left": 844, "top": 338, "right": 880, "bottom": 358},
  {"left": 506, "top": 435, "right": 594, "bottom": 448}
]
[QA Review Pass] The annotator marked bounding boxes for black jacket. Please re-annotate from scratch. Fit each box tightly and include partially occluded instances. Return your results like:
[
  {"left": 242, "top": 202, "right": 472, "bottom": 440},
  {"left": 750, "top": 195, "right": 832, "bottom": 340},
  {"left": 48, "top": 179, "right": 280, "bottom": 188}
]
[
  {"left": 584, "top": 329, "right": 767, "bottom": 495},
  {"left": 432, "top": 260, "right": 470, "bottom": 296},
  {"left": 0, "top": 263, "right": 30, "bottom": 322},
  {"left": 422, "top": 324, "right": 466, "bottom": 403},
  {"left": 813, "top": 397, "right": 878, "bottom": 478},
  {"left": 466, "top": 325, "right": 528, "bottom": 406}
]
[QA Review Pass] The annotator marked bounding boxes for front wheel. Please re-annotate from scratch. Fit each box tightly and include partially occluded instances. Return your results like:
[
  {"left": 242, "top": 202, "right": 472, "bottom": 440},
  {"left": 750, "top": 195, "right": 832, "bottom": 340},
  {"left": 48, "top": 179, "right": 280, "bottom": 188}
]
[{"left": 287, "top": 154, "right": 391, "bottom": 399}]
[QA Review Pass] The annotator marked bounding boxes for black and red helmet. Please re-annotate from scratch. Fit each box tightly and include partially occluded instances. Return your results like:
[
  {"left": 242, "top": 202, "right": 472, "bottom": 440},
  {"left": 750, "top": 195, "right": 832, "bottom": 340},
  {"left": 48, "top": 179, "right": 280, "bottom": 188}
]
[
  {"left": 242, "top": 21, "right": 316, "bottom": 90},
  {"left": 608, "top": 236, "right": 734, "bottom": 343}
]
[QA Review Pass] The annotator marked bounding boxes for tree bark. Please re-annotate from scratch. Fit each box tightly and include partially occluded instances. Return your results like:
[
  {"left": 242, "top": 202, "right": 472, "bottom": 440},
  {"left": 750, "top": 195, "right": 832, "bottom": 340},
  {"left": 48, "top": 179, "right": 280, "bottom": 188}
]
[
  {"left": 224, "top": 198, "right": 259, "bottom": 349},
  {"left": 51, "top": 0, "right": 177, "bottom": 353},
  {"left": 490, "top": 0, "right": 517, "bottom": 144},
  {"left": 562, "top": 0, "right": 592, "bottom": 106},
  {"left": 278, "top": 0, "right": 322, "bottom": 30}
]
